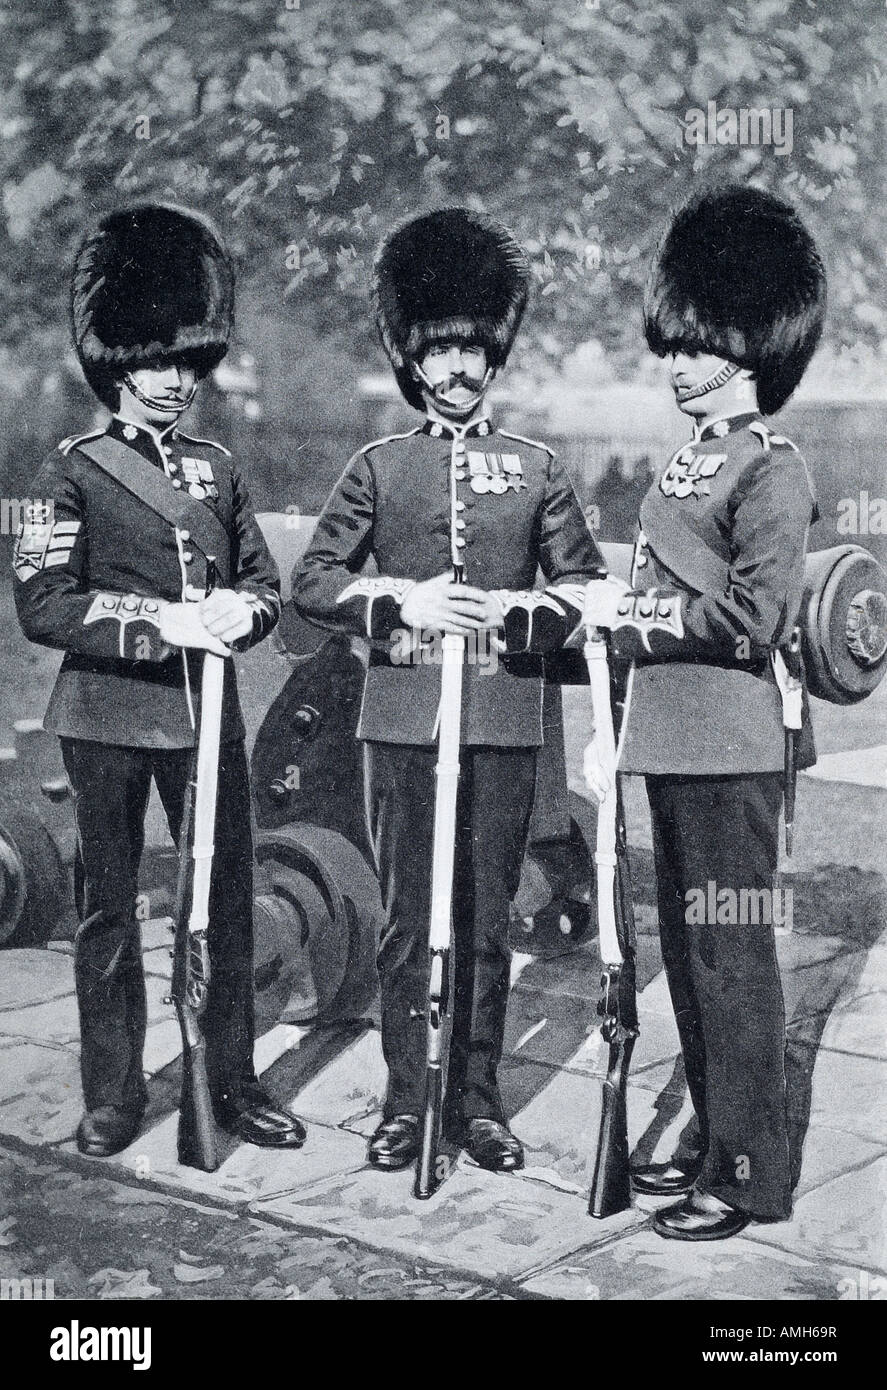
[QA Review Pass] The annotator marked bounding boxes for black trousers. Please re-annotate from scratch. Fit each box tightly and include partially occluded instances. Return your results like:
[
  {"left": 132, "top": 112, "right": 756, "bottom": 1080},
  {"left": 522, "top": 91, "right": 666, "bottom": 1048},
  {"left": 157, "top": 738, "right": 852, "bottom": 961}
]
[
  {"left": 646, "top": 772, "right": 792, "bottom": 1220},
  {"left": 365, "top": 742, "right": 537, "bottom": 1126},
  {"left": 60, "top": 737, "right": 259, "bottom": 1120}
]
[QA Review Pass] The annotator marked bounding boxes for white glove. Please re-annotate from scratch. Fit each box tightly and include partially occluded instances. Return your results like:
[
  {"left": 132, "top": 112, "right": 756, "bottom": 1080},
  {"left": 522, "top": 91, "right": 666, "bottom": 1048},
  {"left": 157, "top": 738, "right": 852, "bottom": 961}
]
[
  {"left": 158, "top": 602, "right": 230, "bottom": 656},
  {"left": 582, "top": 575, "right": 634, "bottom": 631},
  {"left": 582, "top": 735, "right": 612, "bottom": 806},
  {"left": 199, "top": 588, "right": 257, "bottom": 643}
]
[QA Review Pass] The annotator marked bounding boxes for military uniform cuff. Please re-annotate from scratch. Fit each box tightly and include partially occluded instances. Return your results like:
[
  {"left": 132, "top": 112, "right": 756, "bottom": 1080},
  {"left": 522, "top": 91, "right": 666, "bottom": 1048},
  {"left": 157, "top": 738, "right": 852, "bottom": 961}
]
[
  {"left": 492, "top": 588, "right": 575, "bottom": 654},
  {"left": 83, "top": 592, "right": 168, "bottom": 661},
  {"left": 335, "top": 576, "right": 416, "bottom": 641}
]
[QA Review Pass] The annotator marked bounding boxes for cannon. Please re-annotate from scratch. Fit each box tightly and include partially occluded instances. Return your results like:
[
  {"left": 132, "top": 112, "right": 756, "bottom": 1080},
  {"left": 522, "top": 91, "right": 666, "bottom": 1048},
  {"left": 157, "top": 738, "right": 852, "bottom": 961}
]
[{"left": 2, "top": 519, "right": 885, "bottom": 1039}]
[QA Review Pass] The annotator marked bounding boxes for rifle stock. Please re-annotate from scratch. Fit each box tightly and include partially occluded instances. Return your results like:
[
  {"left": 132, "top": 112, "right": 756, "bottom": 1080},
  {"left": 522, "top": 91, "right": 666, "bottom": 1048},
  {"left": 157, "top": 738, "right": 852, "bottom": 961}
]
[
  {"left": 589, "top": 829, "right": 638, "bottom": 1217},
  {"left": 585, "top": 632, "right": 639, "bottom": 1218},
  {"left": 169, "top": 557, "right": 224, "bottom": 1173}
]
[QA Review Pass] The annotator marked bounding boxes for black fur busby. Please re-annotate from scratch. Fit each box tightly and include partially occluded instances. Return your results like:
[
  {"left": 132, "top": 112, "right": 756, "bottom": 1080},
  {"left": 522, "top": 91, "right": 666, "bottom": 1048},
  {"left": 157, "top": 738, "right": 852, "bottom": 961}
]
[
  {"left": 71, "top": 202, "right": 234, "bottom": 407},
  {"left": 373, "top": 207, "right": 530, "bottom": 409},
  {"left": 644, "top": 184, "right": 826, "bottom": 415}
]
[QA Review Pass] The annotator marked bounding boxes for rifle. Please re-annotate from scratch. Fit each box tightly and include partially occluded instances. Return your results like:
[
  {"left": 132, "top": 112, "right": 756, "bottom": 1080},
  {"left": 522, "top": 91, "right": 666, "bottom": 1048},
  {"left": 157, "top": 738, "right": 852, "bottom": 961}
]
[
  {"left": 774, "top": 625, "right": 804, "bottom": 857},
  {"left": 414, "top": 564, "right": 465, "bottom": 1200},
  {"left": 583, "top": 625, "right": 639, "bottom": 1218},
  {"left": 169, "top": 556, "right": 225, "bottom": 1171}
]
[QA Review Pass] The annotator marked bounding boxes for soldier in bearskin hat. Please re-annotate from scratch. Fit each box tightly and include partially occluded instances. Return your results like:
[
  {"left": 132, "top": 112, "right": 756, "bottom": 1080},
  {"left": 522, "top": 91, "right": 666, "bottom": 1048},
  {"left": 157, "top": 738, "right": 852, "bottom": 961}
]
[
  {"left": 14, "top": 203, "right": 306, "bottom": 1157},
  {"left": 568, "top": 183, "right": 827, "bottom": 1237},
  {"left": 294, "top": 207, "right": 604, "bottom": 1173}
]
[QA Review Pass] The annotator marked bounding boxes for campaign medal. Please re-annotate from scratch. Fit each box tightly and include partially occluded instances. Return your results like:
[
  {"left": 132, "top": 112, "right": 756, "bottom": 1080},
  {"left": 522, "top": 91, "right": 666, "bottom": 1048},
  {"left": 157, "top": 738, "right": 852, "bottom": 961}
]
[
  {"left": 501, "top": 453, "right": 526, "bottom": 491},
  {"left": 468, "top": 451, "right": 491, "bottom": 494},
  {"left": 182, "top": 456, "right": 216, "bottom": 502}
]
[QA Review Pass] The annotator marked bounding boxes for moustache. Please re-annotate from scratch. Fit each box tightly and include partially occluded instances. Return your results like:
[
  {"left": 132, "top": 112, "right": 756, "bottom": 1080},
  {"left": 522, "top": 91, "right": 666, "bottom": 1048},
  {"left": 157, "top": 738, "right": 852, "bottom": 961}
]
[{"left": 438, "top": 373, "right": 485, "bottom": 395}]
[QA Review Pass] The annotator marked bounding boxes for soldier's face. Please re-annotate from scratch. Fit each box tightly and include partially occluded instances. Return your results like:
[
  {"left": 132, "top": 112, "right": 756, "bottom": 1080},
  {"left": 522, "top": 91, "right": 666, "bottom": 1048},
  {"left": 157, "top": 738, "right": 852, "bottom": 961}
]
[
  {"left": 415, "top": 342, "right": 490, "bottom": 418},
  {"left": 117, "top": 365, "right": 198, "bottom": 426},
  {"left": 669, "top": 351, "right": 755, "bottom": 418}
]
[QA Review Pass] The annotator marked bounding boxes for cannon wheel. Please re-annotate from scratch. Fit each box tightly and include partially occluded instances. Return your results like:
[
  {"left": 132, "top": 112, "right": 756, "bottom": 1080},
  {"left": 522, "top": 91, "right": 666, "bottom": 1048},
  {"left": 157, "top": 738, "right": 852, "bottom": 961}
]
[
  {"left": 253, "top": 823, "right": 382, "bottom": 1029},
  {"left": 0, "top": 800, "right": 69, "bottom": 948}
]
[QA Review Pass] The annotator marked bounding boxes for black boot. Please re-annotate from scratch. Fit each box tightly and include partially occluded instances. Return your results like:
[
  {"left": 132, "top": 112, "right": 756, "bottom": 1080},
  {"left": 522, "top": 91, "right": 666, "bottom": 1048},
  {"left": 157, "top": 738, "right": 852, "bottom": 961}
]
[
  {"left": 463, "top": 1119, "right": 524, "bottom": 1173},
  {"left": 368, "top": 1115, "right": 421, "bottom": 1170}
]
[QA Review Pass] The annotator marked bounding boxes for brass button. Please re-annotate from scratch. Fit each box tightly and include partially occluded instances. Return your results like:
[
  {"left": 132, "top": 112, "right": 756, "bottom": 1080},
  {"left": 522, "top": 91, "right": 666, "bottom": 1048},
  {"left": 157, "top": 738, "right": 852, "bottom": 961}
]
[
  {"left": 182, "top": 551, "right": 193, "bottom": 563},
  {"left": 454, "top": 470, "right": 466, "bottom": 481},
  {"left": 144, "top": 602, "right": 158, "bottom": 614},
  {"left": 167, "top": 463, "right": 178, "bottom": 475},
  {"left": 179, "top": 530, "right": 190, "bottom": 541},
  {"left": 455, "top": 537, "right": 466, "bottom": 548},
  {"left": 172, "top": 479, "right": 182, "bottom": 490},
  {"left": 122, "top": 599, "right": 137, "bottom": 612},
  {"left": 659, "top": 603, "right": 671, "bottom": 617},
  {"left": 455, "top": 500, "right": 465, "bottom": 512},
  {"left": 639, "top": 601, "right": 653, "bottom": 617},
  {"left": 635, "top": 553, "right": 647, "bottom": 568},
  {"left": 617, "top": 600, "right": 630, "bottom": 616}
]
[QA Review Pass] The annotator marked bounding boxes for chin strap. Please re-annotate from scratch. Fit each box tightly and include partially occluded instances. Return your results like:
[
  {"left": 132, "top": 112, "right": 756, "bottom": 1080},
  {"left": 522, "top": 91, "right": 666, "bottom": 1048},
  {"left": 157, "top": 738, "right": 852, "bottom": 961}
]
[
  {"left": 676, "top": 360, "right": 740, "bottom": 402},
  {"left": 123, "top": 373, "right": 197, "bottom": 415},
  {"left": 411, "top": 361, "right": 493, "bottom": 416}
]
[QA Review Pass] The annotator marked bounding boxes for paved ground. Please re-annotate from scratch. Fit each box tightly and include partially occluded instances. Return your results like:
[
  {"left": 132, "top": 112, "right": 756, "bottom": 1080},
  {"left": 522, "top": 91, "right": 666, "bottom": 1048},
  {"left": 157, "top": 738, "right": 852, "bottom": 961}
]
[
  {"left": 1, "top": 730, "right": 884, "bottom": 1301},
  {"left": 0, "top": 620, "right": 883, "bottom": 1301}
]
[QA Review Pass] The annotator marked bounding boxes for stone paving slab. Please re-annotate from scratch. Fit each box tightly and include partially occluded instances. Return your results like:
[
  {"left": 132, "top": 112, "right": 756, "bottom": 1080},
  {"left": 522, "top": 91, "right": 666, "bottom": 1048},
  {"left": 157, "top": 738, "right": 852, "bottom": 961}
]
[
  {"left": 819, "top": 991, "right": 886, "bottom": 1061},
  {"left": 0, "top": 974, "right": 170, "bottom": 1047},
  {"left": 504, "top": 984, "right": 681, "bottom": 1077},
  {"left": 783, "top": 949, "right": 874, "bottom": 1030},
  {"left": 263, "top": 1024, "right": 389, "bottom": 1129},
  {"left": 847, "top": 943, "right": 887, "bottom": 997},
  {"left": 806, "top": 744, "right": 887, "bottom": 790},
  {"left": 800, "top": 1047, "right": 886, "bottom": 1147},
  {"left": 743, "top": 1156, "right": 887, "bottom": 1274},
  {"left": 252, "top": 1162, "right": 646, "bottom": 1282},
  {"left": 0, "top": 1037, "right": 83, "bottom": 1144},
  {"left": 0, "top": 1035, "right": 175, "bottom": 1146},
  {"left": 501, "top": 1059, "right": 697, "bottom": 1194},
  {"left": 57, "top": 1108, "right": 368, "bottom": 1209},
  {"left": 791, "top": 1124, "right": 884, "bottom": 1199},
  {"left": 518, "top": 1226, "right": 867, "bottom": 1300},
  {"left": 0, "top": 947, "right": 75, "bottom": 1011}
]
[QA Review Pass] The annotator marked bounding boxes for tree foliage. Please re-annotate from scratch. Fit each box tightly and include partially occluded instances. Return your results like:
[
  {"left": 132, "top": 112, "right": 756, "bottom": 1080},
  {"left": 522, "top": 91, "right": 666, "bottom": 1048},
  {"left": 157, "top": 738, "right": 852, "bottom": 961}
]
[{"left": 1, "top": 0, "right": 884, "bottom": 385}]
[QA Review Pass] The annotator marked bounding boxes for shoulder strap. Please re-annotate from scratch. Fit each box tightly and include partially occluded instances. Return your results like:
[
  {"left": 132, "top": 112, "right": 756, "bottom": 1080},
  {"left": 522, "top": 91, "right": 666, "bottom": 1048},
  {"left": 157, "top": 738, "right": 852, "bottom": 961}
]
[
  {"left": 59, "top": 428, "right": 106, "bottom": 456},
  {"left": 74, "top": 434, "right": 231, "bottom": 568},
  {"left": 175, "top": 430, "right": 233, "bottom": 458},
  {"left": 498, "top": 428, "right": 555, "bottom": 457},
  {"left": 361, "top": 427, "right": 423, "bottom": 455}
]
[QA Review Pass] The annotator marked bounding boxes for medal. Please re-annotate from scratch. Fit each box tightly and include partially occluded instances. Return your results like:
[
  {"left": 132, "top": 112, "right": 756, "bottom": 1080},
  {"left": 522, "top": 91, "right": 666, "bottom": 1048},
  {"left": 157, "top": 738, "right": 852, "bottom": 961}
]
[
  {"left": 188, "top": 483, "right": 207, "bottom": 500},
  {"left": 488, "top": 475, "right": 508, "bottom": 494},
  {"left": 501, "top": 452, "right": 526, "bottom": 490},
  {"left": 471, "top": 474, "right": 491, "bottom": 494}
]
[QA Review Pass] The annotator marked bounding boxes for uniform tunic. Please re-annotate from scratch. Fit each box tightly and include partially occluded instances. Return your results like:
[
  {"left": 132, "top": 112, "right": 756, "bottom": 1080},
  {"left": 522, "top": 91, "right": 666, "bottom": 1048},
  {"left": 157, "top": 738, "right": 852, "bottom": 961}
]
[
  {"left": 13, "top": 418, "right": 280, "bottom": 1119},
  {"left": 600, "top": 411, "right": 817, "bottom": 1219},
  {"left": 294, "top": 416, "right": 602, "bottom": 1122}
]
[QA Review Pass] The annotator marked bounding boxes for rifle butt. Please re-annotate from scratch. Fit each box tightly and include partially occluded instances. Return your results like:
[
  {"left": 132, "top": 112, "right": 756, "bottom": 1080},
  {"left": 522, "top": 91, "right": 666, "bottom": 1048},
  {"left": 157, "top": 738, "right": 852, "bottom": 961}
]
[
  {"left": 414, "top": 1064, "right": 443, "bottom": 1200},
  {"left": 589, "top": 1070, "right": 630, "bottom": 1218},
  {"left": 176, "top": 1016, "right": 219, "bottom": 1172}
]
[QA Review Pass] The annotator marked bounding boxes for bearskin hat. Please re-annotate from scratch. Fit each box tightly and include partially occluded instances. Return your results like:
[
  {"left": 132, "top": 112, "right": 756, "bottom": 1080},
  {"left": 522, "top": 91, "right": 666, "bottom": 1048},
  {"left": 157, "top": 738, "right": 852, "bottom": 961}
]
[
  {"left": 373, "top": 207, "right": 531, "bottom": 410},
  {"left": 71, "top": 202, "right": 234, "bottom": 406},
  {"left": 644, "top": 184, "right": 826, "bottom": 415}
]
